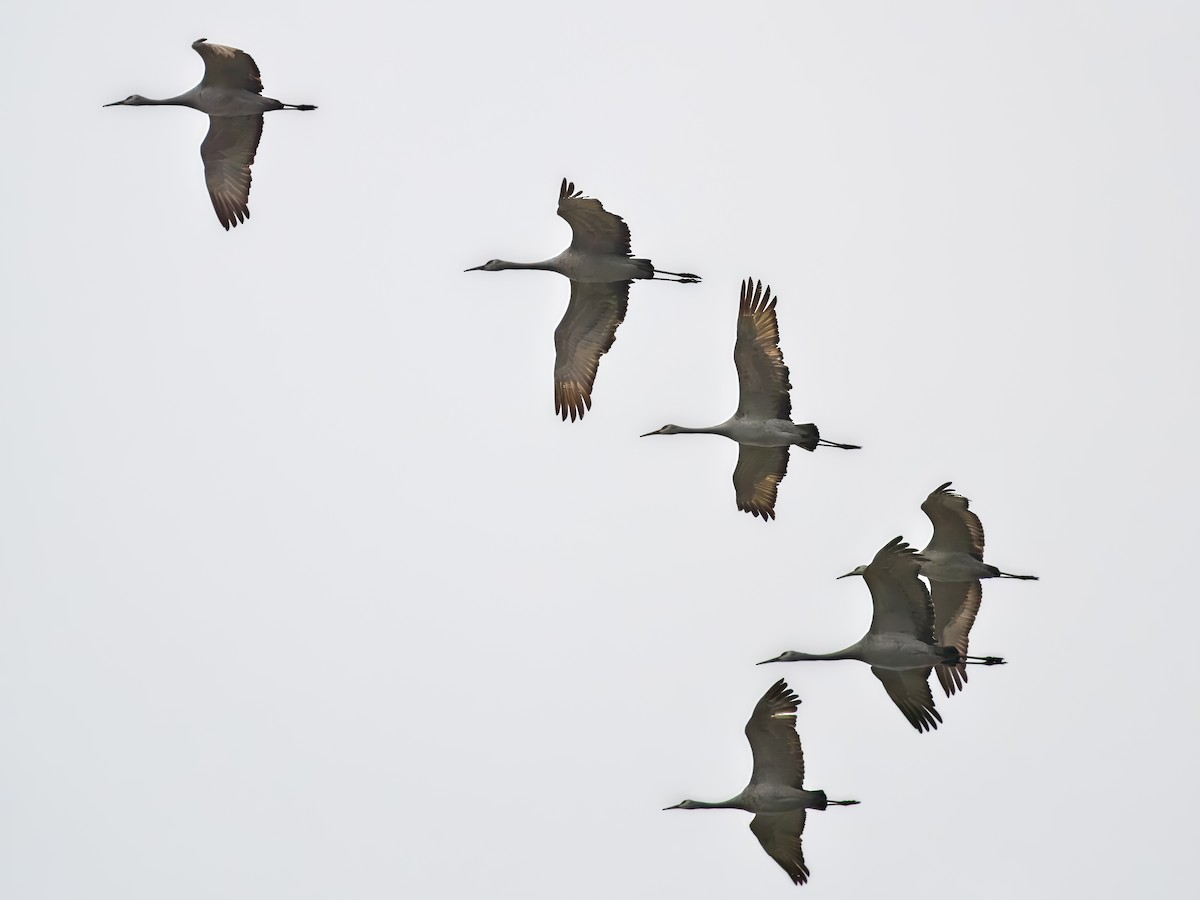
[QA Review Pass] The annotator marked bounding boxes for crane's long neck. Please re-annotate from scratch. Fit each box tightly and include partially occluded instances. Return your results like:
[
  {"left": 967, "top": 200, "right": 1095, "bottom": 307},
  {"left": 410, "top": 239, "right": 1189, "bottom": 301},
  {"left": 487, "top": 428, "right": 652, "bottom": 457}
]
[
  {"left": 762, "top": 645, "right": 863, "bottom": 663},
  {"left": 121, "top": 94, "right": 202, "bottom": 109},
  {"left": 687, "top": 797, "right": 747, "bottom": 810},
  {"left": 670, "top": 425, "right": 727, "bottom": 435},
  {"left": 491, "top": 259, "right": 560, "bottom": 272}
]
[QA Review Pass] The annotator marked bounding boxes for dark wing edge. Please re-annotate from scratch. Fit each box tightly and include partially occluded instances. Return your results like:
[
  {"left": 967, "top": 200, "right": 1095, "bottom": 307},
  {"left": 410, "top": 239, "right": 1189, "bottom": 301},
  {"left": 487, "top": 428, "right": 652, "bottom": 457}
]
[
  {"left": 932, "top": 580, "right": 983, "bottom": 697},
  {"left": 733, "top": 277, "right": 792, "bottom": 420},
  {"left": 745, "top": 678, "right": 805, "bottom": 789},
  {"left": 200, "top": 115, "right": 264, "bottom": 230},
  {"left": 732, "top": 445, "right": 790, "bottom": 521},
  {"left": 552, "top": 281, "right": 630, "bottom": 421},
  {"left": 749, "top": 812, "right": 810, "bottom": 885},
  {"left": 191, "top": 39, "right": 265, "bottom": 94},
  {"left": 556, "top": 178, "right": 632, "bottom": 256},
  {"left": 864, "top": 536, "right": 936, "bottom": 642},
  {"left": 921, "top": 481, "right": 987, "bottom": 559},
  {"left": 871, "top": 667, "right": 942, "bottom": 733}
]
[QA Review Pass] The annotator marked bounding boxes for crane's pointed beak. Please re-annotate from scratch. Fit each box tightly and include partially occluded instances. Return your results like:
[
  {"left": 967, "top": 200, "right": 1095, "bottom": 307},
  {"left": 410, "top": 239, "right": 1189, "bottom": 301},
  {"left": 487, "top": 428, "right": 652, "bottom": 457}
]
[
  {"left": 756, "top": 655, "right": 784, "bottom": 665},
  {"left": 836, "top": 571, "right": 855, "bottom": 579},
  {"left": 639, "top": 429, "right": 661, "bottom": 437},
  {"left": 663, "top": 803, "right": 685, "bottom": 810},
  {"left": 464, "top": 265, "right": 485, "bottom": 272},
  {"left": 102, "top": 100, "right": 124, "bottom": 107}
]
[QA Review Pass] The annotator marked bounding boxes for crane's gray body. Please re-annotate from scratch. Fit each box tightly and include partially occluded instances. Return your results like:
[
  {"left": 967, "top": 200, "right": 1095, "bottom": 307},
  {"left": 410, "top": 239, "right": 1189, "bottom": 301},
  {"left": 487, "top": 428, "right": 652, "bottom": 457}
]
[
  {"left": 499, "top": 251, "right": 655, "bottom": 283},
  {"left": 154, "top": 85, "right": 286, "bottom": 117},
  {"left": 918, "top": 549, "right": 1002, "bottom": 583},
  {"left": 677, "top": 416, "right": 821, "bottom": 448},
  {"left": 736, "top": 784, "right": 831, "bottom": 814},
  {"left": 842, "top": 633, "right": 953, "bottom": 670}
]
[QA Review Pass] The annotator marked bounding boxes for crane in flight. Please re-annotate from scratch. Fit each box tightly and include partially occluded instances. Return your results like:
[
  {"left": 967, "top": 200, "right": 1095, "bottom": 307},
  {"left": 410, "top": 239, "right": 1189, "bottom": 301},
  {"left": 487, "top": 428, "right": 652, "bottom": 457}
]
[
  {"left": 917, "top": 482, "right": 1039, "bottom": 582},
  {"left": 838, "top": 482, "right": 1037, "bottom": 695},
  {"left": 104, "top": 39, "right": 316, "bottom": 229},
  {"left": 761, "top": 537, "right": 1006, "bottom": 731},
  {"left": 664, "top": 679, "right": 859, "bottom": 885},
  {"left": 466, "top": 178, "right": 700, "bottom": 421},
  {"left": 641, "top": 278, "right": 859, "bottom": 520}
]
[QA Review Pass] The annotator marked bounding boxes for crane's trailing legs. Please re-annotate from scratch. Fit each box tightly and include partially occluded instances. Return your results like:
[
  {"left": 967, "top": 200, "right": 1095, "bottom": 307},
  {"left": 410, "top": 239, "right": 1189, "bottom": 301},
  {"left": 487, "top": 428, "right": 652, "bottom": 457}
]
[{"left": 650, "top": 268, "right": 701, "bottom": 283}]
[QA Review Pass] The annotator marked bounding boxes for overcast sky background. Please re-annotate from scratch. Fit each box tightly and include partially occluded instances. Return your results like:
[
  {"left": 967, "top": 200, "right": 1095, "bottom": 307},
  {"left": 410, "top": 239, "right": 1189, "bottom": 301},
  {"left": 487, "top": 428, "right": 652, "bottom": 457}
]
[{"left": 2, "top": 2, "right": 1198, "bottom": 897}]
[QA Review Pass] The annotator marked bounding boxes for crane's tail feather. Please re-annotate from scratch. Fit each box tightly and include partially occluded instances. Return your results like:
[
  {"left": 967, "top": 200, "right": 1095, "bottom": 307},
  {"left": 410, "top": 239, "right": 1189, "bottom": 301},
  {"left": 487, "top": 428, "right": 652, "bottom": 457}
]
[
  {"left": 939, "top": 646, "right": 962, "bottom": 666},
  {"left": 795, "top": 424, "right": 861, "bottom": 451}
]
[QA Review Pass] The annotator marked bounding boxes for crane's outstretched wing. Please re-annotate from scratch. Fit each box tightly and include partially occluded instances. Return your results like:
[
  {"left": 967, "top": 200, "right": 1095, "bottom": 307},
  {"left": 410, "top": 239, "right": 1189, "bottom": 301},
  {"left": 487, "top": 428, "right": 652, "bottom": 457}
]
[
  {"left": 552, "top": 280, "right": 630, "bottom": 421},
  {"left": 932, "top": 580, "right": 982, "bottom": 696},
  {"left": 871, "top": 667, "right": 941, "bottom": 732},
  {"left": 557, "top": 178, "right": 632, "bottom": 257},
  {"left": 734, "top": 279, "right": 792, "bottom": 421},
  {"left": 921, "top": 482, "right": 986, "bottom": 559},
  {"left": 863, "top": 537, "right": 936, "bottom": 641},
  {"left": 733, "top": 445, "right": 790, "bottom": 521},
  {"left": 749, "top": 812, "right": 810, "bottom": 885},
  {"left": 201, "top": 115, "right": 263, "bottom": 230},
  {"left": 192, "top": 39, "right": 265, "bottom": 93},
  {"left": 745, "top": 679, "right": 805, "bottom": 789}
]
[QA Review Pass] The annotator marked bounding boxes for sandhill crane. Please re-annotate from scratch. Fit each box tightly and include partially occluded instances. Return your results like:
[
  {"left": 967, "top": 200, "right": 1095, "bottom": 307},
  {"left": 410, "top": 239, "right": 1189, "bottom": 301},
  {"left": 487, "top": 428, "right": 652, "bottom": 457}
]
[
  {"left": 835, "top": 568, "right": 984, "bottom": 698},
  {"left": 838, "top": 482, "right": 1037, "bottom": 696},
  {"left": 641, "top": 279, "right": 859, "bottom": 520},
  {"left": 465, "top": 179, "right": 700, "bottom": 421},
  {"left": 664, "top": 679, "right": 859, "bottom": 886},
  {"left": 104, "top": 39, "right": 316, "bottom": 229},
  {"left": 918, "top": 482, "right": 1039, "bottom": 582},
  {"left": 760, "top": 537, "right": 1005, "bottom": 732}
]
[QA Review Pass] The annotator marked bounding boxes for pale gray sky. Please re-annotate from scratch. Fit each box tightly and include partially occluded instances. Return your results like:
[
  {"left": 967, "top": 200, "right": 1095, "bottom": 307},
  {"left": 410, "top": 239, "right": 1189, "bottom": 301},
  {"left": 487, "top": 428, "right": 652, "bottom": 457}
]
[{"left": 2, "top": 2, "right": 1198, "bottom": 897}]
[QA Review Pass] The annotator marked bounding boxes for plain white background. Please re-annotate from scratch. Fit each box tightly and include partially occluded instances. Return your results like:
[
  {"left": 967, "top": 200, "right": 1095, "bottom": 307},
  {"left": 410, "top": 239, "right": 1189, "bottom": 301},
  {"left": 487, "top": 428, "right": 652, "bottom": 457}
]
[{"left": 2, "top": 2, "right": 1197, "bottom": 896}]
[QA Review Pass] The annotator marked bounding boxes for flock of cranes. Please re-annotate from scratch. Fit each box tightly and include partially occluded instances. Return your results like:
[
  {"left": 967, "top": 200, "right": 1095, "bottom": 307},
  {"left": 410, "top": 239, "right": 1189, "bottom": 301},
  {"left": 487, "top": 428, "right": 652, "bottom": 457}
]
[
  {"left": 104, "top": 40, "right": 1040, "bottom": 889},
  {"left": 693, "top": 485, "right": 1036, "bottom": 882}
]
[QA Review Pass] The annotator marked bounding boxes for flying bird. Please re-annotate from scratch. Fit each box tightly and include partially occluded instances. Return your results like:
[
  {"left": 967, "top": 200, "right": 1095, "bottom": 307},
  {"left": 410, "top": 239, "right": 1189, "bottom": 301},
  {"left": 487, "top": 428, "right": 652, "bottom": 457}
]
[
  {"left": 664, "top": 679, "right": 859, "bottom": 886},
  {"left": 466, "top": 178, "right": 700, "bottom": 421},
  {"left": 838, "top": 482, "right": 1038, "bottom": 696},
  {"left": 761, "top": 537, "right": 1006, "bottom": 731},
  {"left": 104, "top": 39, "right": 317, "bottom": 229},
  {"left": 918, "top": 482, "right": 1039, "bottom": 582},
  {"left": 641, "top": 279, "right": 859, "bottom": 520}
]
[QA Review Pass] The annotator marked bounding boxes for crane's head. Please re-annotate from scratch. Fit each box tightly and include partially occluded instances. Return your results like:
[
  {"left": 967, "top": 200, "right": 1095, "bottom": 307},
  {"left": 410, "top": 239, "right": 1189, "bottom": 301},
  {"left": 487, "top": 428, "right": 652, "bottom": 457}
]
[
  {"left": 837, "top": 565, "right": 868, "bottom": 579},
  {"left": 757, "top": 651, "right": 803, "bottom": 664},
  {"left": 103, "top": 94, "right": 149, "bottom": 107},
  {"left": 464, "top": 259, "right": 505, "bottom": 272},
  {"left": 663, "top": 800, "right": 701, "bottom": 810},
  {"left": 640, "top": 424, "right": 681, "bottom": 437}
]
